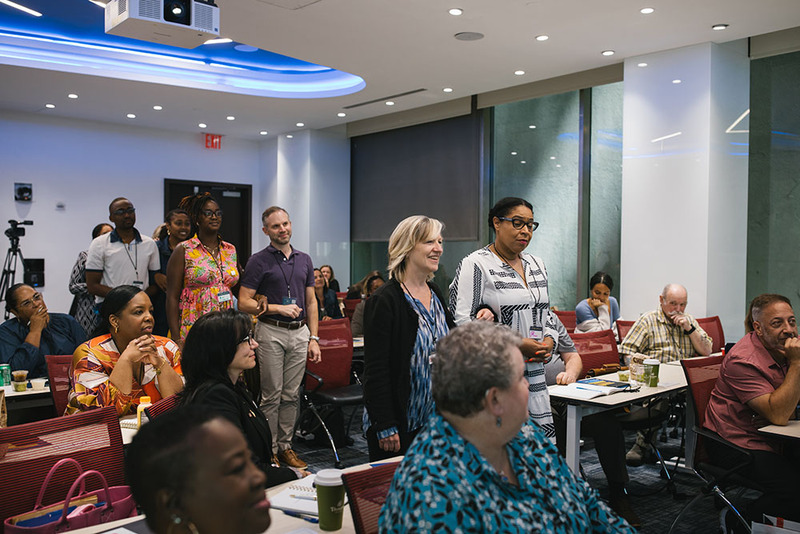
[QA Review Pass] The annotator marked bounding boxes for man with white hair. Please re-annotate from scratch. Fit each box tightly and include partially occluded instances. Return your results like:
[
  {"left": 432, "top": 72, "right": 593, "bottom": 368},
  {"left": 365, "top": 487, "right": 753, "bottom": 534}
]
[{"left": 619, "top": 283, "right": 712, "bottom": 363}]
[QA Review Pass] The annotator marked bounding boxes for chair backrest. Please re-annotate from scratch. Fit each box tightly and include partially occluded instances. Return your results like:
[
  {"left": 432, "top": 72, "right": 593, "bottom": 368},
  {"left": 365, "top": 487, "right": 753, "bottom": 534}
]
[
  {"left": 144, "top": 393, "right": 180, "bottom": 420},
  {"left": 342, "top": 462, "right": 400, "bottom": 534},
  {"left": 553, "top": 310, "right": 577, "bottom": 333},
  {"left": 616, "top": 319, "right": 635, "bottom": 343},
  {"left": 569, "top": 329, "right": 620, "bottom": 379},
  {"left": 343, "top": 299, "right": 362, "bottom": 321},
  {"left": 44, "top": 355, "right": 73, "bottom": 417},
  {"left": 697, "top": 316, "right": 725, "bottom": 354},
  {"left": 306, "top": 318, "right": 354, "bottom": 391},
  {"left": 681, "top": 354, "right": 724, "bottom": 430},
  {"left": 336, "top": 292, "right": 348, "bottom": 300},
  {"left": 0, "top": 406, "right": 124, "bottom": 533}
]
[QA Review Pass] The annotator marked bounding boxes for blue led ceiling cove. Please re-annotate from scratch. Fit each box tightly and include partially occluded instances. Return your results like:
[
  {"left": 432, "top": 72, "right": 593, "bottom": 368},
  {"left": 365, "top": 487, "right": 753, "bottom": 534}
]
[{"left": 0, "top": 0, "right": 365, "bottom": 99}]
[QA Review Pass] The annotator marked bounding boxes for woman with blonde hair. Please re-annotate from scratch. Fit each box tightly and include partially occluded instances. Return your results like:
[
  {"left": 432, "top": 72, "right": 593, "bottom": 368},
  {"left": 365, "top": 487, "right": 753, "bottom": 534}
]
[{"left": 362, "top": 215, "right": 456, "bottom": 461}]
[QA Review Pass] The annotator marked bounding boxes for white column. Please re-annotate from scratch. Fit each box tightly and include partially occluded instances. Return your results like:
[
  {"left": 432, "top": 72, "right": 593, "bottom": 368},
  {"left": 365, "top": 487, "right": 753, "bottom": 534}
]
[{"left": 620, "top": 40, "right": 749, "bottom": 341}]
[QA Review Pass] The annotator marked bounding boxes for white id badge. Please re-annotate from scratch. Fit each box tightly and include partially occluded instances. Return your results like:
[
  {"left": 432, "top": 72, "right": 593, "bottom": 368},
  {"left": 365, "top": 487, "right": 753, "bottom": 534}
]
[
  {"left": 132, "top": 280, "right": 144, "bottom": 288},
  {"left": 217, "top": 291, "right": 232, "bottom": 303},
  {"left": 282, "top": 296, "right": 297, "bottom": 306},
  {"left": 529, "top": 327, "right": 543, "bottom": 341}
]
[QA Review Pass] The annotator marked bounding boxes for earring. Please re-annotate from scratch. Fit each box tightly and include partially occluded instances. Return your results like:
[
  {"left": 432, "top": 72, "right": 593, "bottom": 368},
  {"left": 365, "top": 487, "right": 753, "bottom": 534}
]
[
  {"left": 496, "top": 416, "right": 502, "bottom": 428},
  {"left": 114, "top": 323, "right": 119, "bottom": 334}
]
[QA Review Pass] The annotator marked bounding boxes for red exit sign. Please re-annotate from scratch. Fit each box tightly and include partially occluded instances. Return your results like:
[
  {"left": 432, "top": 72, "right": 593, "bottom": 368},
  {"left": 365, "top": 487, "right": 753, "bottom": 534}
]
[{"left": 204, "top": 133, "right": 222, "bottom": 150}]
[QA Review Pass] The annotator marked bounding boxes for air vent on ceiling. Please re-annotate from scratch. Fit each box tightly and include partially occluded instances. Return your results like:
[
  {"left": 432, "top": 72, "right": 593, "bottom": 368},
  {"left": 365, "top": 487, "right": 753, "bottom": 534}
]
[{"left": 344, "top": 88, "right": 427, "bottom": 109}]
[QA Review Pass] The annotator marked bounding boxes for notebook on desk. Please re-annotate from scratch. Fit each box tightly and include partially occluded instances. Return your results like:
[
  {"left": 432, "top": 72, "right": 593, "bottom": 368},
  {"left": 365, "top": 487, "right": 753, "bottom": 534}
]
[
  {"left": 269, "top": 475, "right": 319, "bottom": 516},
  {"left": 560, "top": 377, "right": 631, "bottom": 399}
]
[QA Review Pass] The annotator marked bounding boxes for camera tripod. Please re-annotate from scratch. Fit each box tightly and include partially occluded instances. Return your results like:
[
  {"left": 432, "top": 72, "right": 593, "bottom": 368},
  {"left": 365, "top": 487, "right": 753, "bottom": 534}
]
[{"left": 0, "top": 235, "right": 24, "bottom": 320}]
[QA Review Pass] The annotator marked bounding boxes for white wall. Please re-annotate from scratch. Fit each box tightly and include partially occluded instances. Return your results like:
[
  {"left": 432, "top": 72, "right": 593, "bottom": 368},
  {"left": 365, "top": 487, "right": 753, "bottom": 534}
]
[
  {"left": 0, "top": 110, "right": 352, "bottom": 312},
  {"left": 620, "top": 41, "right": 749, "bottom": 340}
]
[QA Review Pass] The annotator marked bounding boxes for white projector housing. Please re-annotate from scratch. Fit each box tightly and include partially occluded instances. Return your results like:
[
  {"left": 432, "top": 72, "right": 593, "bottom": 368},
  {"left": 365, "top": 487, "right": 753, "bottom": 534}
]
[{"left": 105, "top": 0, "right": 220, "bottom": 49}]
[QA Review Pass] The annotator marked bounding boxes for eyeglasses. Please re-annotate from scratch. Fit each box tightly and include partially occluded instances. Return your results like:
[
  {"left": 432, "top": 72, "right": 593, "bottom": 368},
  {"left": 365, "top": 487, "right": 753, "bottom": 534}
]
[
  {"left": 201, "top": 209, "right": 223, "bottom": 218},
  {"left": 19, "top": 292, "right": 43, "bottom": 308},
  {"left": 238, "top": 331, "right": 254, "bottom": 345},
  {"left": 497, "top": 216, "right": 539, "bottom": 232},
  {"left": 111, "top": 207, "right": 136, "bottom": 216}
]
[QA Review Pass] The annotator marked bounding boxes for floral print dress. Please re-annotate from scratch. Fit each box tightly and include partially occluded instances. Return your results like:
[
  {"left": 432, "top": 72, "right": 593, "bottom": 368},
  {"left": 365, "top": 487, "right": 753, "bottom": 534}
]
[{"left": 178, "top": 236, "right": 239, "bottom": 340}]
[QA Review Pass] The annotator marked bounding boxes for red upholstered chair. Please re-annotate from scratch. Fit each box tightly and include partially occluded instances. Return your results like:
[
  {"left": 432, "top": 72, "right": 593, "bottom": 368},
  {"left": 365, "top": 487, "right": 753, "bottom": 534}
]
[
  {"left": 696, "top": 316, "right": 725, "bottom": 354},
  {"left": 342, "top": 462, "right": 401, "bottom": 534},
  {"left": 553, "top": 310, "right": 577, "bottom": 333},
  {"left": 144, "top": 393, "right": 181, "bottom": 420},
  {"left": 616, "top": 319, "right": 635, "bottom": 343},
  {"left": 668, "top": 356, "right": 761, "bottom": 533},
  {"left": 0, "top": 406, "right": 125, "bottom": 533},
  {"left": 336, "top": 292, "right": 348, "bottom": 300},
  {"left": 297, "top": 318, "right": 362, "bottom": 468},
  {"left": 569, "top": 330, "right": 620, "bottom": 379},
  {"left": 44, "top": 355, "right": 73, "bottom": 417},
  {"left": 343, "top": 299, "right": 362, "bottom": 321}
]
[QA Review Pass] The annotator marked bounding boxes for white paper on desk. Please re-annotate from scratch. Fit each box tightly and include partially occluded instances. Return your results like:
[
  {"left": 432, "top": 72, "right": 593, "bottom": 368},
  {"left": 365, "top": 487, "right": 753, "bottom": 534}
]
[
  {"left": 270, "top": 475, "right": 318, "bottom": 516},
  {"left": 559, "top": 382, "right": 624, "bottom": 399},
  {"left": 753, "top": 516, "right": 800, "bottom": 533}
]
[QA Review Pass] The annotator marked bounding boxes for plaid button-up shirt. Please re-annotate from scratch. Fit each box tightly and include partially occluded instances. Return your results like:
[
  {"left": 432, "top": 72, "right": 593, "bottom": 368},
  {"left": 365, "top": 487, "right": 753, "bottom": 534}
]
[{"left": 619, "top": 307, "right": 712, "bottom": 363}]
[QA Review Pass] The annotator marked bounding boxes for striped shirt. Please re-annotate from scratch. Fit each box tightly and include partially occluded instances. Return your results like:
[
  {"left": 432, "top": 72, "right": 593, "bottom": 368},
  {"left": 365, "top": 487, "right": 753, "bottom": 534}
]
[
  {"left": 619, "top": 307, "right": 711, "bottom": 363},
  {"left": 449, "top": 246, "right": 560, "bottom": 439}
]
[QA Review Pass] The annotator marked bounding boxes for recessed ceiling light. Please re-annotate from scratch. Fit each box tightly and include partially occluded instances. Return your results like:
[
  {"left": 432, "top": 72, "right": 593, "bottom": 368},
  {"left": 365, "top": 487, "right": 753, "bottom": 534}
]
[
  {"left": 549, "top": 156, "right": 556, "bottom": 160},
  {"left": 68, "top": 93, "right": 78, "bottom": 99},
  {"left": 511, "top": 151, "right": 518, "bottom": 155},
  {"left": 712, "top": 23, "right": 729, "bottom": 31},
  {"left": 637, "top": 62, "right": 648, "bottom": 67},
  {"left": 296, "top": 122, "right": 304, "bottom": 127},
  {"left": 514, "top": 70, "right": 525, "bottom": 76},
  {"left": 443, "top": 87, "right": 453, "bottom": 93},
  {"left": 448, "top": 8, "right": 463, "bottom": 16},
  {"left": 204, "top": 38, "right": 233, "bottom": 45},
  {"left": 556, "top": 164, "right": 562, "bottom": 168},
  {"left": 672, "top": 79, "right": 682, "bottom": 84},
  {"left": 44, "top": 103, "right": 55, "bottom": 109},
  {"left": 337, "top": 112, "right": 346, "bottom": 117},
  {"left": 260, "top": 131, "right": 268, "bottom": 135},
  {"left": 227, "top": 116, "right": 235, "bottom": 121},
  {"left": 528, "top": 125, "right": 536, "bottom": 129},
  {"left": 454, "top": 32, "right": 484, "bottom": 41},
  {"left": 0, "top": 0, "right": 42, "bottom": 17},
  {"left": 640, "top": 7, "right": 655, "bottom": 14},
  {"left": 153, "top": 105, "right": 163, "bottom": 111},
  {"left": 198, "top": 123, "right": 207, "bottom": 128},
  {"left": 126, "top": 113, "right": 136, "bottom": 119},
  {"left": 286, "top": 135, "right": 293, "bottom": 139},
  {"left": 601, "top": 50, "right": 615, "bottom": 56},
  {"left": 385, "top": 101, "right": 395, "bottom": 106},
  {"left": 535, "top": 35, "right": 549, "bottom": 41},
  {"left": 520, "top": 161, "right": 527, "bottom": 164}
]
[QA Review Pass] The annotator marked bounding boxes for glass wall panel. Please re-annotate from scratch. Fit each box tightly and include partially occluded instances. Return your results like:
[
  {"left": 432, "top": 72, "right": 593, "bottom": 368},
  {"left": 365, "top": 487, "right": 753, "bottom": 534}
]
[
  {"left": 747, "top": 50, "right": 800, "bottom": 304},
  {"left": 493, "top": 91, "right": 580, "bottom": 309},
  {"left": 589, "top": 82, "right": 624, "bottom": 301}
]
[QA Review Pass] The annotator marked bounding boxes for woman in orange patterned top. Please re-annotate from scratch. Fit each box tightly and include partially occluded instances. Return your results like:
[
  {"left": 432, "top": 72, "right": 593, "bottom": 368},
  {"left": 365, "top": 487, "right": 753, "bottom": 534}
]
[
  {"left": 67, "top": 285, "right": 184, "bottom": 416},
  {"left": 166, "top": 193, "right": 240, "bottom": 346}
]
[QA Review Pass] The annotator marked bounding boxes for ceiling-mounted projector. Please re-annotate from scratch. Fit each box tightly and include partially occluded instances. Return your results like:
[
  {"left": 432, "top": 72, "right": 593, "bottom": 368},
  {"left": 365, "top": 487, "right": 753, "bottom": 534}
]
[{"left": 105, "top": 0, "right": 220, "bottom": 49}]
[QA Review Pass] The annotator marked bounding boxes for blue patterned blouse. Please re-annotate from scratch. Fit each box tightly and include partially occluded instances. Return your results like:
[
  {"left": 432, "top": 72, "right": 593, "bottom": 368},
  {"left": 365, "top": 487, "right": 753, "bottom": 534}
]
[
  {"left": 363, "top": 290, "right": 449, "bottom": 438},
  {"left": 379, "top": 412, "right": 635, "bottom": 533}
]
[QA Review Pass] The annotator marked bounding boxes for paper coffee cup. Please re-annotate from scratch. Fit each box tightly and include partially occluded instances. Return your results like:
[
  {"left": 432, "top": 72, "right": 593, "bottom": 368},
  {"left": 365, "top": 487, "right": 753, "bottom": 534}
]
[
  {"left": 316, "top": 469, "right": 345, "bottom": 531},
  {"left": 643, "top": 358, "right": 660, "bottom": 387}
]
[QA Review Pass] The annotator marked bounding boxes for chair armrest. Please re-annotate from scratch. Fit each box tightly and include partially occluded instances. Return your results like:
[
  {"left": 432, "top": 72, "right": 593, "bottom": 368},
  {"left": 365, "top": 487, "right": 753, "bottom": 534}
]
[
  {"left": 695, "top": 426, "right": 755, "bottom": 479},
  {"left": 304, "top": 370, "right": 324, "bottom": 394}
]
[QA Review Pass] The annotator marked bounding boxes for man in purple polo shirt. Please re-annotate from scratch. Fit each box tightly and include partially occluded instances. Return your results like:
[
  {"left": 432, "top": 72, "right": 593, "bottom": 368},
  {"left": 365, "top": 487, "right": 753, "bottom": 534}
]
[
  {"left": 239, "top": 206, "right": 321, "bottom": 470},
  {"left": 705, "top": 293, "right": 800, "bottom": 525}
]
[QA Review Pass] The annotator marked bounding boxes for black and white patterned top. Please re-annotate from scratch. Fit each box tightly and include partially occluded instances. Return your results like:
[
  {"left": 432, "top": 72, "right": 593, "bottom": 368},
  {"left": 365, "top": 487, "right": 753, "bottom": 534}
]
[{"left": 449, "top": 246, "right": 559, "bottom": 439}]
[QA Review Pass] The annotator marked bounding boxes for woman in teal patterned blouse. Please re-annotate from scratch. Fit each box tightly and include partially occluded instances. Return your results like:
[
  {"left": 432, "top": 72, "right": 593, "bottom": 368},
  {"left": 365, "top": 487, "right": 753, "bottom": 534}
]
[{"left": 379, "top": 321, "right": 634, "bottom": 533}]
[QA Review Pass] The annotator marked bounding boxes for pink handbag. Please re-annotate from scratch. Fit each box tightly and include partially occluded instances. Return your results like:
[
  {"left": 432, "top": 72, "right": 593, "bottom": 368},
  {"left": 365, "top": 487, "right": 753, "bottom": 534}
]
[{"left": 4, "top": 458, "right": 138, "bottom": 533}]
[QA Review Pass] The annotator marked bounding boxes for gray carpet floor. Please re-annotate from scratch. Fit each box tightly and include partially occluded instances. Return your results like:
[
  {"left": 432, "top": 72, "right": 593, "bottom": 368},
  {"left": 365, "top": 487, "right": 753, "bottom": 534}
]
[{"left": 292, "top": 406, "right": 753, "bottom": 533}]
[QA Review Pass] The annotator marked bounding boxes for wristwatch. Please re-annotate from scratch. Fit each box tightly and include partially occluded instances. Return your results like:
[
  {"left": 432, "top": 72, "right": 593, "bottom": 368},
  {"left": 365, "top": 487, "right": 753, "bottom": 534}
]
[
  {"left": 684, "top": 325, "right": 696, "bottom": 335},
  {"left": 308, "top": 335, "right": 320, "bottom": 342}
]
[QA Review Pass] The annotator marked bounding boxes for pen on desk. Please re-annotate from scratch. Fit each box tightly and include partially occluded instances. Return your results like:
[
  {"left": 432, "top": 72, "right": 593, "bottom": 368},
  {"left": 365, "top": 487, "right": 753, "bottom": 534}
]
[
  {"left": 290, "top": 494, "right": 317, "bottom": 501},
  {"left": 282, "top": 510, "right": 319, "bottom": 523}
]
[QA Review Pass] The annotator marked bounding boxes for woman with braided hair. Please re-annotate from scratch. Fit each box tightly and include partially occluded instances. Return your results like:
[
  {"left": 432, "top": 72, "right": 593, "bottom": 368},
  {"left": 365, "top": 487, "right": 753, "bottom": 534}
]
[{"left": 166, "top": 192, "right": 241, "bottom": 346}]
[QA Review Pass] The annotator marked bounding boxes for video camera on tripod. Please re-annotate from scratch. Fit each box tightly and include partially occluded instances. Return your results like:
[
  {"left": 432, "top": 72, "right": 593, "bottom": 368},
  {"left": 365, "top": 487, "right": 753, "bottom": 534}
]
[
  {"left": 5, "top": 219, "right": 33, "bottom": 241},
  {"left": 2, "top": 220, "right": 34, "bottom": 318}
]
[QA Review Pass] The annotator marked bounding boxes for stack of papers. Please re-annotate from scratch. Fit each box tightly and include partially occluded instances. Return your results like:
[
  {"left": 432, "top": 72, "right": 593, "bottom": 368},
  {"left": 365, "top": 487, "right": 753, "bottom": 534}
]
[
  {"left": 559, "top": 377, "right": 631, "bottom": 399},
  {"left": 270, "top": 475, "right": 318, "bottom": 516}
]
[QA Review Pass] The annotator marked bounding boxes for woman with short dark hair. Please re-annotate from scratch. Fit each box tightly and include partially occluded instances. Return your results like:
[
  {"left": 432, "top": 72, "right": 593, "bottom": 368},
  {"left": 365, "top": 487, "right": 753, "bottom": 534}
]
[
  {"left": 575, "top": 271, "right": 621, "bottom": 333},
  {"left": 125, "top": 406, "right": 272, "bottom": 534},
  {"left": 180, "top": 309, "right": 301, "bottom": 485}
]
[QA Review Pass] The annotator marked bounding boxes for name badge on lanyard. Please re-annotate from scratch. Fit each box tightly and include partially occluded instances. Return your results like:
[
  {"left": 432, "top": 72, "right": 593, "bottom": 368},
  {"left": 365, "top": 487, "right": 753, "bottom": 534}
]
[
  {"left": 217, "top": 291, "right": 232, "bottom": 303},
  {"left": 282, "top": 296, "right": 297, "bottom": 306},
  {"left": 132, "top": 280, "right": 144, "bottom": 288},
  {"left": 529, "top": 326, "right": 543, "bottom": 341}
]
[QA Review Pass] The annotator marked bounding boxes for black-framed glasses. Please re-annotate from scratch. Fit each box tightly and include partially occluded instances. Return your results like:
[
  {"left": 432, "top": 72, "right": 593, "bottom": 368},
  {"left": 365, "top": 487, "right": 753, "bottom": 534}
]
[
  {"left": 497, "top": 216, "right": 539, "bottom": 232},
  {"left": 19, "top": 292, "right": 43, "bottom": 308},
  {"left": 238, "top": 331, "right": 254, "bottom": 345},
  {"left": 112, "top": 207, "right": 136, "bottom": 216},
  {"left": 201, "top": 209, "right": 223, "bottom": 218}
]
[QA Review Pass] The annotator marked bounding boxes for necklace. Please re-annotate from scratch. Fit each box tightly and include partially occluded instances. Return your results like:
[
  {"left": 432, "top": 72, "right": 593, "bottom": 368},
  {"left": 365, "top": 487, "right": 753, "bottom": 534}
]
[{"left": 491, "top": 243, "right": 518, "bottom": 265}]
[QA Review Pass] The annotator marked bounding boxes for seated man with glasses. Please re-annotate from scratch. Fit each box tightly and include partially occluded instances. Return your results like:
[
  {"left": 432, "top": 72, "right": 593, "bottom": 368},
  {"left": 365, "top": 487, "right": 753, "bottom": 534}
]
[
  {"left": 86, "top": 197, "right": 160, "bottom": 307},
  {"left": 0, "top": 283, "right": 87, "bottom": 377}
]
